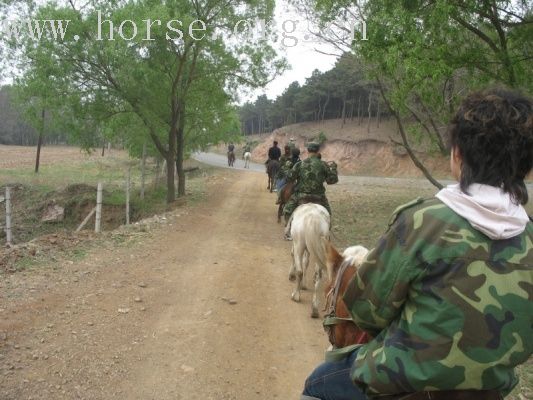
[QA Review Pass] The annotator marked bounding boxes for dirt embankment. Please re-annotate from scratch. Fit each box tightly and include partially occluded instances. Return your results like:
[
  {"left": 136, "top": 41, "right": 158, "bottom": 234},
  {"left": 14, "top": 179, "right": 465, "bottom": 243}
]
[{"left": 250, "top": 124, "right": 450, "bottom": 178}]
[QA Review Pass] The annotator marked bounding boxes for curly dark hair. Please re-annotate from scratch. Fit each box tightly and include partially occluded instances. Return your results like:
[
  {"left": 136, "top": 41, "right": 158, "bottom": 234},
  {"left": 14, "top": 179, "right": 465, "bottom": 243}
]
[{"left": 449, "top": 88, "right": 533, "bottom": 205}]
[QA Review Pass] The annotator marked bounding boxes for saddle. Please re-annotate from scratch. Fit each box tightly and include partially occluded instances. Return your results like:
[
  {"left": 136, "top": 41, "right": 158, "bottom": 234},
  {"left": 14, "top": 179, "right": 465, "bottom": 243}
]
[{"left": 297, "top": 194, "right": 325, "bottom": 207}]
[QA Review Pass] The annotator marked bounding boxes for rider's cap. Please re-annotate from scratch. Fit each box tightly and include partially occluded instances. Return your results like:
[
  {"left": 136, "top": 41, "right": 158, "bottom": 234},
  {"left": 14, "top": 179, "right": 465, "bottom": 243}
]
[{"left": 307, "top": 142, "right": 320, "bottom": 152}]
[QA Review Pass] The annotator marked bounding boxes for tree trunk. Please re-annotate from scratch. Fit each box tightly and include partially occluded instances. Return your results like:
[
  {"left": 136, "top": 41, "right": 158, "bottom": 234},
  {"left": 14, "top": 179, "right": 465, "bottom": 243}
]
[
  {"left": 376, "top": 100, "right": 381, "bottom": 128},
  {"left": 176, "top": 104, "right": 186, "bottom": 197},
  {"left": 166, "top": 125, "right": 177, "bottom": 203},
  {"left": 321, "top": 92, "right": 330, "bottom": 123},
  {"left": 140, "top": 142, "right": 147, "bottom": 200},
  {"left": 367, "top": 91, "right": 373, "bottom": 134},
  {"left": 154, "top": 157, "right": 161, "bottom": 189},
  {"left": 101, "top": 142, "right": 105, "bottom": 157},
  {"left": 35, "top": 108, "right": 45, "bottom": 173},
  {"left": 357, "top": 94, "right": 362, "bottom": 125},
  {"left": 341, "top": 95, "right": 347, "bottom": 128}
]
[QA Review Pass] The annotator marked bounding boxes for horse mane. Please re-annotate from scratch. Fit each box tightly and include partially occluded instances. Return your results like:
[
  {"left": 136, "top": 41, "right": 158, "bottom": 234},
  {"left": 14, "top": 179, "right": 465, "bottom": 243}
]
[{"left": 324, "top": 242, "right": 370, "bottom": 348}]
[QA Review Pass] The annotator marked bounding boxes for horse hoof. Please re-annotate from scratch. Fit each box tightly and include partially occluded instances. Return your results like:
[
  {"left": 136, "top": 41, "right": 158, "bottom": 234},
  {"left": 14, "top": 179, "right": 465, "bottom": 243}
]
[
  {"left": 291, "top": 292, "right": 300, "bottom": 302},
  {"left": 288, "top": 273, "right": 296, "bottom": 282},
  {"left": 311, "top": 309, "right": 319, "bottom": 318}
]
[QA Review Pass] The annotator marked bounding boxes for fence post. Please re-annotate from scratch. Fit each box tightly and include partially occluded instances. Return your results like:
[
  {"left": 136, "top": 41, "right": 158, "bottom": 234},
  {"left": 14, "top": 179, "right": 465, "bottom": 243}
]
[
  {"left": 5, "top": 187, "right": 12, "bottom": 245},
  {"left": 126, "top": 168, "right": 131, "bottom": 225},
  {"left": 95, "top": 183, "right": 103, "bottom": 233}
]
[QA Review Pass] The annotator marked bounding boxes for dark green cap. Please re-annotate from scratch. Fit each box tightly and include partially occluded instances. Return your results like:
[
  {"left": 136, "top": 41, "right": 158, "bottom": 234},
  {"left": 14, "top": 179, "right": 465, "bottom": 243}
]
[{"left": 307, "top": 142, "right": 320, "bottom": 152}]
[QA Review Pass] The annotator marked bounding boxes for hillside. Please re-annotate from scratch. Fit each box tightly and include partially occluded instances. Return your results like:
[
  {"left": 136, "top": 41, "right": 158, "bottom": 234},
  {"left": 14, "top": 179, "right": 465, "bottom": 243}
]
[{"left": 243, "top": 118, "right": 450, "bottom": 179}]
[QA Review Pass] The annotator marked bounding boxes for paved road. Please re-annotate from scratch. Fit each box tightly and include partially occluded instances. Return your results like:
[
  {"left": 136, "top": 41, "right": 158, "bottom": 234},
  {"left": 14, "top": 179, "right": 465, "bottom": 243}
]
[
  {"left": 193, "top": 152, "right": 451, "bottom": 190},
  {"left": 193, "top": 152, "right": 265, "bottom": 173},
  {"left": 194, "top": 152, "right": 533, "bottom": 192}
]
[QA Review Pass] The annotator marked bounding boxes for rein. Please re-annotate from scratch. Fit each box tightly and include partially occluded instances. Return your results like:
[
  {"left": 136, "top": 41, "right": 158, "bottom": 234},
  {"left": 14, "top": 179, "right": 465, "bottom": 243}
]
[
  {"left": 323, "top": 259, "right": 354, "bottom": 346},
  {"left": 323, "top": 258, "right": 369, "bottom": 349}
]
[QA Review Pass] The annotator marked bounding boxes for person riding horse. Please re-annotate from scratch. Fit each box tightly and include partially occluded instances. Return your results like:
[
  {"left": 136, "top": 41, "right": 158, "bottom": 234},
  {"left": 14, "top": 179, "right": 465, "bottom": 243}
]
[
  {"left": 266, "top": 141, "right": 281, "bottom": 164},
  {"left": 227, "top": 142, "right": 236, "bottom": 166},
  {"left": 301, "top": 89, "right": 533, "bottom": 400},
  {"left": 276, "top": 147, "right": 301, "bottom": 204},
  {"left": 283, "top": 142, "right": 338, "bottom": 238},
  {"left": 275, "top": 145, "right": 293, "bottom": 192},
  {"left": 265, "top": 141, "right": 282, "bottom": 190},
  {"left": 243, "top": 143, "right": 251, "bottom": 157}
]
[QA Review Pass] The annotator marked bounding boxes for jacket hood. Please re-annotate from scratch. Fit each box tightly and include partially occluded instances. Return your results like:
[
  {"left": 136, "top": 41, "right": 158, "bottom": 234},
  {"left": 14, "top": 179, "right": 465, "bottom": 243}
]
[{"left": 435, "top": 183, "right": 529, "bottom": 240}]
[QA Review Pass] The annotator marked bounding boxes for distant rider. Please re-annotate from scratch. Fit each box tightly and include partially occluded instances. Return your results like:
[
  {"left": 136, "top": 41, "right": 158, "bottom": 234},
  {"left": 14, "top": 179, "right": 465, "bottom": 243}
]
[
  {"left": 276, "top": 147, "right": 301, "bottom": 203},
  {"left": 243, "top": 143, "right": 251, "bottom": 157},
  {"left": 275, "top": 145, "right": 292, "bottom": 191},
  {"left": 267, "top": 140, "right": 281, "bottom": 163}
]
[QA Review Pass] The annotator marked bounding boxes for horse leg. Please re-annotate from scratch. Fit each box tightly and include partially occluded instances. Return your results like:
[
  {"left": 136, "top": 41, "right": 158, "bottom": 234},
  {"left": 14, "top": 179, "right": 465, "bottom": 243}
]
[
  {"left": 289, "top": 246, "right": 296, "bottom": 282},
  {"left": 277, "top": 203, "right": 283, "bottom": 223},
  {"left": 310, "top": 263, "right": 323, "bottom": 318},
  {"left": 290, "top": 242, "right": 305, "bottom": 303},
  {"left": 301, "top": 249, "right": 309, "bottom": 290}
]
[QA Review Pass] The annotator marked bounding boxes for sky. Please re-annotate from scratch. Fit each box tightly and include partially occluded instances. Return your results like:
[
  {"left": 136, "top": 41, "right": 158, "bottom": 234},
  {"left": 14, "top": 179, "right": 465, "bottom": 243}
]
[
  {"left": 243, "top": 0, "right": 340, "bottom": 103},
  {"left": 0, "top": 0, "right": 341, "bottom": 103}
]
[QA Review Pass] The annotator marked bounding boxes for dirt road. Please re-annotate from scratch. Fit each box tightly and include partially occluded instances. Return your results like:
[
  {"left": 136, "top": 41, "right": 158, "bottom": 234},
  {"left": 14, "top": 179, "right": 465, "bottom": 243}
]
[{"left": 0, "top": 169, "right": 328, "bottom": 400}]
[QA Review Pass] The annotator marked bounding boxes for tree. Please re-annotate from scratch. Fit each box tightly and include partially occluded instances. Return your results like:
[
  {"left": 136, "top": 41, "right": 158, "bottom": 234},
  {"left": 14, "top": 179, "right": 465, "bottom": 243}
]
[
  {"left": 9, "top": 0, "right": 285, "bottom": 202},
  {"left": 298, "top": 0, "right": 533, "bottom": 187}
]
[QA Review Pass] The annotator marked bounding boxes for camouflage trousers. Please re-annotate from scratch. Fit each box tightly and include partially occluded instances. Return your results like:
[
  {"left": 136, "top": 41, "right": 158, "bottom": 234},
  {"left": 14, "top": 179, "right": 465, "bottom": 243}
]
[{"left": 283, "top": 193, "right": 331, "bottom": 222}]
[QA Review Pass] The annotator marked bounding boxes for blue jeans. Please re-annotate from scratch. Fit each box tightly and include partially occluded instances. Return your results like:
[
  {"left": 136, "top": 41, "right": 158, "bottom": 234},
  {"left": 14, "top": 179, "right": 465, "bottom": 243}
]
[
  {"left": 302, "top": 350, "right": 368, "bottom": 400},
  {"left": 276, "top": 177, "right": 286, "bottom": 191}
]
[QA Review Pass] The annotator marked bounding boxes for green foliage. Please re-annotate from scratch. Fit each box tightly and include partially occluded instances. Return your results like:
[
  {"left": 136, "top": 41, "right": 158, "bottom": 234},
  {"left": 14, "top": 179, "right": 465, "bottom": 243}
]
[
  {"left": 239, "top": 53, "right": 374, "bottom": 134},
  {"left": 302, "top": 0, "right": 532, "bottom": 133},
  {"left": 5, "top": 0, "right": 286, "bottom": 201},
  {"left": 315, "top": 131, "right": 327, "bottom": 145}
]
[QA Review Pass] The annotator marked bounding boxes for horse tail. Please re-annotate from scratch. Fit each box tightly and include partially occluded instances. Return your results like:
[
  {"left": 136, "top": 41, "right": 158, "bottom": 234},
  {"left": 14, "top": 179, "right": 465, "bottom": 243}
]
[{"left": 306, "top": 219, "right": 330, "bottom": 277}]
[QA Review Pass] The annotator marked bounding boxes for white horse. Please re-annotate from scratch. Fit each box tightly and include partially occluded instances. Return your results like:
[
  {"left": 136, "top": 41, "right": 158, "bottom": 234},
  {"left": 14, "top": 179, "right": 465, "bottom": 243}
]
[
  {"left": 243, "top": 151, "right": 251, "bottom": 168},
  {"left": 287, "top": 203, "right": 330, "bottom": 318}
]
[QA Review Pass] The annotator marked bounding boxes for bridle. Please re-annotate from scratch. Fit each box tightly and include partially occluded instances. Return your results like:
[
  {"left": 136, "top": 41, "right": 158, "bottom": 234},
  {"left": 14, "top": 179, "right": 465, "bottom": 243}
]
[{"left": 323, "top": 259, "right": 368, "bottom": 347}]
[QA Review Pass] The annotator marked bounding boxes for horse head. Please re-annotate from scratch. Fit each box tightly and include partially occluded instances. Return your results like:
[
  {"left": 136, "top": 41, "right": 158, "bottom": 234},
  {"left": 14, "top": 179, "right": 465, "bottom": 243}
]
[{"left": 323, "top": 242, "right": 371, "bottom": 349}]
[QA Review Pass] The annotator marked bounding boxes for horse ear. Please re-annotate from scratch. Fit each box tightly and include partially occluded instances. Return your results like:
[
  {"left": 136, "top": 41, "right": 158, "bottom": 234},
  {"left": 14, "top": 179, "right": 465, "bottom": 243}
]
[{"left": 324, "top": 240, "right": 343, "bottom": 279}]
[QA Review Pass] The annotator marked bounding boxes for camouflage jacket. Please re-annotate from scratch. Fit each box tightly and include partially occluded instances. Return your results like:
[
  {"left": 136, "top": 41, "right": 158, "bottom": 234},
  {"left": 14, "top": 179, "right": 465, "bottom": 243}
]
[
  {"left": 286, "top": 155, "right": 338, "bottom": 195},
  {"left": 277, "top": 156, "right": 298, "bottom": 180},
  {"left": 343, "top": 197, "right": 533, "bottom": 397}
]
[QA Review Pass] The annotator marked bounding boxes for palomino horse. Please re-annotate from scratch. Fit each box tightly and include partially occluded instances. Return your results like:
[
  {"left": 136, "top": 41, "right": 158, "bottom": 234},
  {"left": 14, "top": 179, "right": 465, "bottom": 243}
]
[
  {"left": 227, "top": 151, "right": 236, "bottom": 167},
  {"left": 287, "top": 203, "right": 330, "bottom": 318},
  {"left": 243, "top": 151, "right": 251, "bottom": 168},
  {"left": 323, "top": 242, "right": 371, "bottom": 350},
  {"left": 266, "top": 159, "right": 280, "bottom": 192}
]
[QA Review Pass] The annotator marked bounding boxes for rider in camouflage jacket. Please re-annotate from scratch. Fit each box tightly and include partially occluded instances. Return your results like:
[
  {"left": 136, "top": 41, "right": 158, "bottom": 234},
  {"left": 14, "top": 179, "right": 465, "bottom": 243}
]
[
  {"left": 343, "top": 196, "right": 533, "bottom": 397},
  {"left": 283, "top": 142, "right": 338, "bottom": 223}
]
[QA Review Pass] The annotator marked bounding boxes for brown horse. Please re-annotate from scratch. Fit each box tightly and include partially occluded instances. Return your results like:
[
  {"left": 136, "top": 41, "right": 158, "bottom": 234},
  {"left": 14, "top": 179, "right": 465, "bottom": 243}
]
[
  {"left": 227, "top": 151, "right": 235, "bottom": 167},
  {"left": 277, "top": 180, "right": 295, "bottom": 222},
  {"left": 266, "top": 159, "right": 280, "bottom": 192},
  {"left": 323, "top": 242, "right": 371, "bottom": 349}
]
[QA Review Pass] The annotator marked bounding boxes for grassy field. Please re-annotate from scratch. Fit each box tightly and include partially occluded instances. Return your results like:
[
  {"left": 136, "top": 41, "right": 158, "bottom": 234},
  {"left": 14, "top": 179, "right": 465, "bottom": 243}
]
[{"left": 0, "top": 147, "right": 211, "bottom": 245}]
